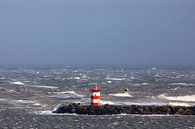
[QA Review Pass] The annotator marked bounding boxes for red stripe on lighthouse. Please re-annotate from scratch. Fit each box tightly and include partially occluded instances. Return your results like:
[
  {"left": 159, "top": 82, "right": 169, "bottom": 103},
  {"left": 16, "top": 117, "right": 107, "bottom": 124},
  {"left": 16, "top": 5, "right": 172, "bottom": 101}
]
[
  {"left": 93, "top": 103, "right": 100, "bottom": 106},
  {"left": 90, "top": 89, "right": 101, "bottom": 92},
  {"left": 91, "top": 96, "right": 100, "bottom": 99}
]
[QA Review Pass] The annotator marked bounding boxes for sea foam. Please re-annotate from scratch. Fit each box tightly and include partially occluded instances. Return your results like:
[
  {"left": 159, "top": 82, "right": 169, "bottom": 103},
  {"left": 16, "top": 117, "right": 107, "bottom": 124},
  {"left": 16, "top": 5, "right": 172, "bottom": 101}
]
[
  {"left": 51, "top": 91, "right": 85, "bottom": 99},
  {"left": 10, "top": 81, "right": 25, "bottom": 85},
  {"left": 109, "top": 92, "right": 133, "bottom": 97},
  {"left": 158, "top": 94, "right": 195, "bottom": 102}
]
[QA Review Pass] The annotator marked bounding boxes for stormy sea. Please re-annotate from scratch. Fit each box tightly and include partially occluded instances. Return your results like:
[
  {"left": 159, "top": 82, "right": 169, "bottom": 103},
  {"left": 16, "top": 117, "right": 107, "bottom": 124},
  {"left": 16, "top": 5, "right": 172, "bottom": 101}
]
[{"left": 0, "top": 65, "right": 195, "bottom": 129}]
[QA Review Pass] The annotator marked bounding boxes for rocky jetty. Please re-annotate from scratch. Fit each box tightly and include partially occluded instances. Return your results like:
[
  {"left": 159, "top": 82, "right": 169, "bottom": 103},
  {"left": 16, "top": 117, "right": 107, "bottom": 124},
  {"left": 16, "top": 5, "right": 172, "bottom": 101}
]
[{"left": 53, "top": 103, "right": 195, "bottom": 115}]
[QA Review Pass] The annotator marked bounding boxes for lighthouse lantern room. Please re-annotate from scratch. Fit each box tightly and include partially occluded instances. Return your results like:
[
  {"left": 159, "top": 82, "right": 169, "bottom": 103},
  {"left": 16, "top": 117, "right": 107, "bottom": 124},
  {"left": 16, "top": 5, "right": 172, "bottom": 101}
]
[{"left": 90, "top": 86, "right": 101, "bottom": 106}]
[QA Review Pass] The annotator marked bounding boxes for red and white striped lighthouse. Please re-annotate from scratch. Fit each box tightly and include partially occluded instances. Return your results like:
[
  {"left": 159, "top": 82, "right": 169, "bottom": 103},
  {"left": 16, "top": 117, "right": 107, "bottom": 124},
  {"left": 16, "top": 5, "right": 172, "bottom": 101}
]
[{"left": 90, "top": 86, "right": 101, "bottom": 106}]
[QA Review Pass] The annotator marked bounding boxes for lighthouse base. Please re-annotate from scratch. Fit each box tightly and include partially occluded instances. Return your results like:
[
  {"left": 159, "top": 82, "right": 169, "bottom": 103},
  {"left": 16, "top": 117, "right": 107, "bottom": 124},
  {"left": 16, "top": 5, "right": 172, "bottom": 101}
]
[{"left": 53, "top": 103, "right": 195, "bottom": 115}]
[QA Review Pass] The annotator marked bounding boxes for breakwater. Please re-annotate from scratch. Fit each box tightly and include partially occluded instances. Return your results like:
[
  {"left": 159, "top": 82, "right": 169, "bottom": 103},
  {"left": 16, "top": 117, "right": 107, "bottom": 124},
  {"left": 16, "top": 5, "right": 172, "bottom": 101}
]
[{"left": 53, "top": 103, "right": 195, "bottom": 115}]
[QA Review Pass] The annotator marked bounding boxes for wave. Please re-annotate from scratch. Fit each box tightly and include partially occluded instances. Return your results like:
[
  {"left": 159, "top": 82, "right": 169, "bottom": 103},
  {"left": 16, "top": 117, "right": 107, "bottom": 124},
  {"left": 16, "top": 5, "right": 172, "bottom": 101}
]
[
  {"left": 0, "top": 98, "right": 35, "bottom": 104},
  {"left": 169, "top": 83, "right": 195, "bottom": 86},
  {"left": 118, "top": 102, "right": 165, "bottom": 106},
  {"left": 10, "top": 81, "right": 58, "bottom": 89},
  {"left": 132, "top": 83, "right": 149, "bottom": 86},
  {"left": 109, "top": 93, "right": 133, "bottom": 97},
  {"left": 29, "top": 85, "right": 58, "bottom": 89},
  {"left": 50, "top": 91, "right": 85, "bottom": 99},
  {"left": 34, "top": 110, "right": 80, "bottom": 116},
  {"left": 100, "top": 100, "right": 165, "bottom": 106},
  {"left": 34, "top": 110, "right": 53, "bottom": 115},
  {"left": 157, "top": 94, "right": 195, "bottom": 102},
  {"left": 13, "top": 100, "right": 36, "bottom": 104},
  {"left": 100, "top": 100, "right": 115, "bottom": 105},
  {"left": 172, "top": 86, "right": 179, "bottom": 90},
  {"left": 168, "top": 102, "right": 191, "bottom": 107},
  {"left": 10, "top": 81, "right": 25, "bottom": 85},
  {"left": 105, "top": 77, "right": 126, "bottom": 81}
]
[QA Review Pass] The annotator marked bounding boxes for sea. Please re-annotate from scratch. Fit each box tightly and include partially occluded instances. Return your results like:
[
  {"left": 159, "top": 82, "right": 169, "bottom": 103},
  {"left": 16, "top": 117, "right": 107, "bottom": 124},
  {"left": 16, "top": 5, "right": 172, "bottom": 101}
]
[{"left": 0, "top": 65, "right": 195, "bottom": 129}]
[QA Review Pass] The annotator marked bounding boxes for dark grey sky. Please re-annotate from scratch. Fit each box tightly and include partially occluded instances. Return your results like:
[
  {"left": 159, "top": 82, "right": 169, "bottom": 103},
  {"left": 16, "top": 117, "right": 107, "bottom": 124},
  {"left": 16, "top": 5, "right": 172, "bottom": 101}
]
[{"left": 0, "top": 0, "right": 195, "bottom": 65}]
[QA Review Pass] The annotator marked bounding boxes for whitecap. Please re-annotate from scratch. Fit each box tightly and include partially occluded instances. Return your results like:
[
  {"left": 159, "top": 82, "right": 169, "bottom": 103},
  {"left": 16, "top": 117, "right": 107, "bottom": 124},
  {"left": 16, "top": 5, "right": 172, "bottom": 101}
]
[
  {"left": 168, "top": 102, "right": 191, "bottom": 107},
  {"left": 169, "top": 83, "right": 195, "bottom": 86},
  {"left": 119, "top": 102, "right": 166, "bottom": 106},
  {"left": 51, "top": 91, "right": 85, "bottom": 99},
  {"left": 100, "top": 100, "right": 115, "bottom": 105},
  {"left": 13, "top": 100, "right": 36, "bottom": 104},
  {"left": 157, "top": 94, "right": 195, "bottom": 102},
  {"left": 29, "top": 85, "right": 58, "bottom": 89},
  {"left": 33, "top": 103, "right": 42, "bottom": 106},
  {"left": 172, "top": 86, "right": 179, "bottom": 90},
  {"left": 34, "top": 110, "right": 53, "bottom": 115},
  {"left": 109, "top": 93, "right": 133, "bottom": 97},
  {"left": 132, "top": 83, "right": 149, "bottom": 86},
  {"left": 10, "top": 81, "right": 25, "bottom": 85},
  {"left": 34, "top": 110, "right": 78, "bottom": 115},
  {"left": 105, "top": 77, "right": 126, "bottom": 81}
]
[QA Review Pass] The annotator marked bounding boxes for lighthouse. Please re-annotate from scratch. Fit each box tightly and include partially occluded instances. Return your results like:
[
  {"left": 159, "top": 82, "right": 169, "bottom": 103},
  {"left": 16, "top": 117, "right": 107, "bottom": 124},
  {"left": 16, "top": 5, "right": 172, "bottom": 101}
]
[{"left": 90, "top": 86, "right": 101, "bottom": 106}]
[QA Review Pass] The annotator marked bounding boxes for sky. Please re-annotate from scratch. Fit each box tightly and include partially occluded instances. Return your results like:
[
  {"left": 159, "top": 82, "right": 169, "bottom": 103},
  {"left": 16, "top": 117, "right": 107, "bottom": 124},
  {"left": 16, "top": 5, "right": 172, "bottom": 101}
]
[{"left": 0, "top": 0, "right": 195, "bottom": 65}]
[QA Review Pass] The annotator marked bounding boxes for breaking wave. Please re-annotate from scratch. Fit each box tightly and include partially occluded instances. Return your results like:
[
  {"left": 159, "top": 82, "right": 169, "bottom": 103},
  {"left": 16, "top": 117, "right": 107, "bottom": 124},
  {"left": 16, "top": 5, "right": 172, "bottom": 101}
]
[
  {"left": 29, "top": 85, "right": 58, "bottom": 89},
  {"left": 109, "top": 92, "right": 133, "bottom": 97},
  {"left": 100, "top": 100, "right": 115, "bottom": 105},
  {"left": 157, "top": 94, "right": 195, "bottom": 102},
  {"left": 10, "top": 81, "right": 25, "bottom": 85},
  {"left": 100, "top": 100, "right": 165, "bottom": 106},
  {"left": 169, "top": 83, "right": 195, "bottom": 86},
  {"left": 168, "top": 102, "right": 191, "bottom": 107},
  {"left": 50, "top": 91, "right": 85, "bottom": 99}
]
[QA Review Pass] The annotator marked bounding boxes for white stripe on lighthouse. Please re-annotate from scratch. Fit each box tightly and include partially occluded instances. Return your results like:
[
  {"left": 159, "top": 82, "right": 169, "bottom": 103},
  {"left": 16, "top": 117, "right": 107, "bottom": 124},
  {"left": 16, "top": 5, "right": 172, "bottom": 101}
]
[
  {"left": 92, "top": 99, "right": 100, "bottom": 103},
  {"left": 92, "top": 92, "right": 100, "bottom": 96}
]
